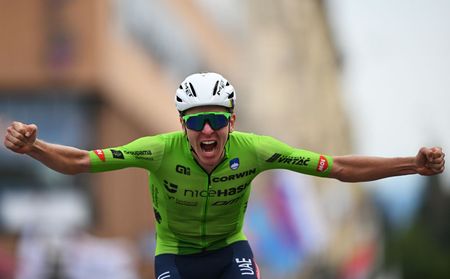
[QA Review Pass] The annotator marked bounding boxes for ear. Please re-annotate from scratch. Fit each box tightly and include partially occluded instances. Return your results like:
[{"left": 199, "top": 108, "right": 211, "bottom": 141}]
[
  {"left": 180, "top": 117, "right": 188, "bottom": 135},
  {"left": 179, "top": 117, "right": 184, "bottom": 127},
  {"left": 229, "top": 113, "right": 236, "bottom": 133}
]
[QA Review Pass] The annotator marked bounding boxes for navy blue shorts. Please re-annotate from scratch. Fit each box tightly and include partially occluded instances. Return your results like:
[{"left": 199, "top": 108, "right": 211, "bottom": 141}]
[{"left": 155, "top": 241, "right": 260, "bottom": 279}]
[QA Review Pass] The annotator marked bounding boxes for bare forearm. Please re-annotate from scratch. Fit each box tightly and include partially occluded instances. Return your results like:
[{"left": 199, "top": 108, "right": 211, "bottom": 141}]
[
  {"left": 330, "top": 155, "right": 417, "bottom": 182},
  {"left": 27, "top": 139, "right": 90, "bottom": 175}
]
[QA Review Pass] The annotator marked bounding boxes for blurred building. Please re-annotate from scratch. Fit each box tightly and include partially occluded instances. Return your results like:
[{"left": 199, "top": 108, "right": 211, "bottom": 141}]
[
  {"left": 237, "top": 1, "right": 380, "bottom": 278},
  {"left": 0, "top": 1, "right": 381, "bottom": 278}
]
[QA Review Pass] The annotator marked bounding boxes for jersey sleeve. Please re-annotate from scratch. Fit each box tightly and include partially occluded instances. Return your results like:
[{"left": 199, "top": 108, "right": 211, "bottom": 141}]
[
  {"left": 255, "top": 135, "right": 333, "bottom": 177},
  {"left": 89, "top": 135, "right": 165, "bottom": 173}
]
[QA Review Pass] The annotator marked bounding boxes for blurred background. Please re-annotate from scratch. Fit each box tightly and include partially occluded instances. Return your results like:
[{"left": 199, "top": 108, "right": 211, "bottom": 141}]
[{"left": 0, "top": 0, "right": 449, "bottom": 278}]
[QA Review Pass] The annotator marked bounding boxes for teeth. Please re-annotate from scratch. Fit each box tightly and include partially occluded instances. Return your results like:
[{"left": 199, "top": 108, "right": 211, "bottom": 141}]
[{"left": 202, "top": 141, "right": 216, "bottom": 145}]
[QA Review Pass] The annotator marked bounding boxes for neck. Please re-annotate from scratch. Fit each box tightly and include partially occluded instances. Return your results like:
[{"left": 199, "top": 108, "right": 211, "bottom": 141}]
[{"left": 191, "top": 149, "right": 225, "bottom": 174}]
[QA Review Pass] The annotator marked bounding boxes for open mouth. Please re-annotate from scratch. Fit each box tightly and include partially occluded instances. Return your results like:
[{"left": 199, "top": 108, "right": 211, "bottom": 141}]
[{"left": 200, "top": 140, "right": 218, "bottom": 152}]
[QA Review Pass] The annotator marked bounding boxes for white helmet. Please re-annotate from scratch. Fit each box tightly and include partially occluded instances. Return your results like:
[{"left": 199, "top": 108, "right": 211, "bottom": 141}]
[{"left": 175, "top": 72, "right": 236, "bottom": 113}]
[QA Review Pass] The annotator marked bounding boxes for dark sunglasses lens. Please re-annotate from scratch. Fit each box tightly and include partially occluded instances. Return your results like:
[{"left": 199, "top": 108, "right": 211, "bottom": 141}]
[
  {"left": 186, "top": 116, "right": 205, "bottom": 131},
  {"left": 208, "top": 115, "right": 229, "bottom": 130},
  {"left": 185, "top": 114, "right": 229, "bottom": 131}
]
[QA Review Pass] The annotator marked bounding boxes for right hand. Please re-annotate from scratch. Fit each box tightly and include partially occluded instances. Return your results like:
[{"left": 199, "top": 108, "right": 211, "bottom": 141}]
[{"left": 4, "top": 121, "right": 38, "bottom": 154}]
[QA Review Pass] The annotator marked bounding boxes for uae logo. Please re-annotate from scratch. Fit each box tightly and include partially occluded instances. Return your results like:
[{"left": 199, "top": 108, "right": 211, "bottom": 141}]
[{"left": 230, "top": 158, "right": 240, "bottom": 170}]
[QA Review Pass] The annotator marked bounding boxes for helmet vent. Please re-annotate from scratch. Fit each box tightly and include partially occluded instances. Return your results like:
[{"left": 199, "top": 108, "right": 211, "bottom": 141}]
[
  {"left": 188, "top": 82, "right": 197, "bottom": 97},
  {"left": 176, "top": 96, "right": 182, "bottom": 102},
  {"left": 213, "top": 80, "right": 219, "bottom": 96},
  {"left": 228, "top": 92, "right": 234, "bottom": 99}
]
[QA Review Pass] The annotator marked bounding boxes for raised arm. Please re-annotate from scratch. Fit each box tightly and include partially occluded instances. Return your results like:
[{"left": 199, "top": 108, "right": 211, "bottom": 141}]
[
  {"left": 329, "top": 147, "right": 445, "bottom": 182},
  {"left": 4, "top": 121, "right": 90, "bottom": 175}
]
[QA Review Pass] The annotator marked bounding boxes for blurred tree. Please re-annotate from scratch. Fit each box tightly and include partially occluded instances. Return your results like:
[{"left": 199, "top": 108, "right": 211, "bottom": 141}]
[{"left": 384, "top": 175, "right": 450, "bottom": 279}]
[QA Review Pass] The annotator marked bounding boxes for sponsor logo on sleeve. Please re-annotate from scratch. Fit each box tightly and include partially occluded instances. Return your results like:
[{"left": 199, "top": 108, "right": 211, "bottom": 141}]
[
  {"left": 317, "top": 155, "right": 329, "bottom": 172},
  {"left": 111, "top": 149, "right": 124, "bottom": 159},
  {"left": 266, "top": 153, "right": 310, "bottom": 166},
  {"left": 230, "top": 158, "right": 240, "bottom": 170},
  {"left": 94, "top": 149, "right": 105, "bottom": 162},
  {"left": 123, "top": 150, "right": 153, "bottom": 160}
]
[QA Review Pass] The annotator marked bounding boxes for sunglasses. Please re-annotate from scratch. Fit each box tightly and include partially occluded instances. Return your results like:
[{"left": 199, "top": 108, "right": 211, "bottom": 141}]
[{"left": 182, "top": 112, "right": 231, "bottom": 131}]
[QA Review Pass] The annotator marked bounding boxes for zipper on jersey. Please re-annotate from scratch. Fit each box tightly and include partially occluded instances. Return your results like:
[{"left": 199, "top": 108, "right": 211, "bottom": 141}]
[
  {"left": 186, "top": 138, "right": 230, "bottom": 249},
  {"left": 201, "top": 174, "right": 211, "bottom": 249},
  {"left": 194, "top": 158, "right": 227, "bottom": 250}
]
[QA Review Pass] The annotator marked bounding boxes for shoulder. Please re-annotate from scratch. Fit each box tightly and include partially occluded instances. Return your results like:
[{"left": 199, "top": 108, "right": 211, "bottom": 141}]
[
  {"left": 228, "top": 131, "right": 258, "bottom": 146},
  {"left": 122, "top": 131, "right": 184, "bottom": 152},
  {"left": 152, "top": 131, "right": 189, "bottom": 154},
  {"left": 229, "top": 131, "right": 262, "bottom": 141},
  {"left": 145, "top": 131, "right": 186, "bottom": 149},
  {"left": 228, "top": 131, "right": 284, "bottom": 153},
  {"left": 154, "top": 131, "right": 185, "bottom": 141},
  {"left": 136, "top": 131, "right": 184, "bottom": 143},
  {"left": 229, "top": 132, "right": 294, "bottom": 159},
  {"left": 229, "top": 131, "right": 280, "bottom": 145}
]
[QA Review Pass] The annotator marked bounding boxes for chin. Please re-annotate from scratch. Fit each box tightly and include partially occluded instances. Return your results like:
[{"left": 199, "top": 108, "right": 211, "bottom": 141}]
[
  {"left": 199, "top": 154, "right": 220, "bottom": 165},
  {"left": 200, "top": 156, "right": 218, "bottom": 165}
]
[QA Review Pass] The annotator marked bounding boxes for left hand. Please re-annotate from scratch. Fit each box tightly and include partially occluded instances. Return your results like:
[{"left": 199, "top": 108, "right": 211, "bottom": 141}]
[{"left": 415, "top": 147, "right": 445, "bottom": 175}]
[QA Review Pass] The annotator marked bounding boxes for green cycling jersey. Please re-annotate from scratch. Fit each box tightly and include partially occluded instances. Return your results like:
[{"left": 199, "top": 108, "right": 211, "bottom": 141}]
[{"left": 89, "top": 131, "right": 333, "bottom": 255}]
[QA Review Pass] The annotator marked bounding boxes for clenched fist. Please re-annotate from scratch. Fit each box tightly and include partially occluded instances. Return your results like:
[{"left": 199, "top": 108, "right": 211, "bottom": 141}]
[
  {"left": 4, "top": 121, "right": 38, "bottom": 154},
  {"left": 415, "top": 147, "right": 445, "bottom": 175}
]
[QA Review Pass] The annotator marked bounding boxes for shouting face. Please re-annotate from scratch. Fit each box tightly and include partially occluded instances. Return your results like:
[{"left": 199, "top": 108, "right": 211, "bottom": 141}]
[{"left": 181, "top": 106, "right": 236, "bottom": 173}]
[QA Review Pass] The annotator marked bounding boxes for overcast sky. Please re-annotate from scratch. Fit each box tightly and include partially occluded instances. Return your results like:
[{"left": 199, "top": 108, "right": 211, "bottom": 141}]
[{"left": 324, "top": 0, "right": 450, "bottom": 225}]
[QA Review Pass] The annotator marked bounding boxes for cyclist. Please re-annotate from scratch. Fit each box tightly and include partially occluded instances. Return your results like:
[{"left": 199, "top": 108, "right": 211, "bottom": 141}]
[{"left": 4, "top": 72, "right": 445, "bottom": 279}]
